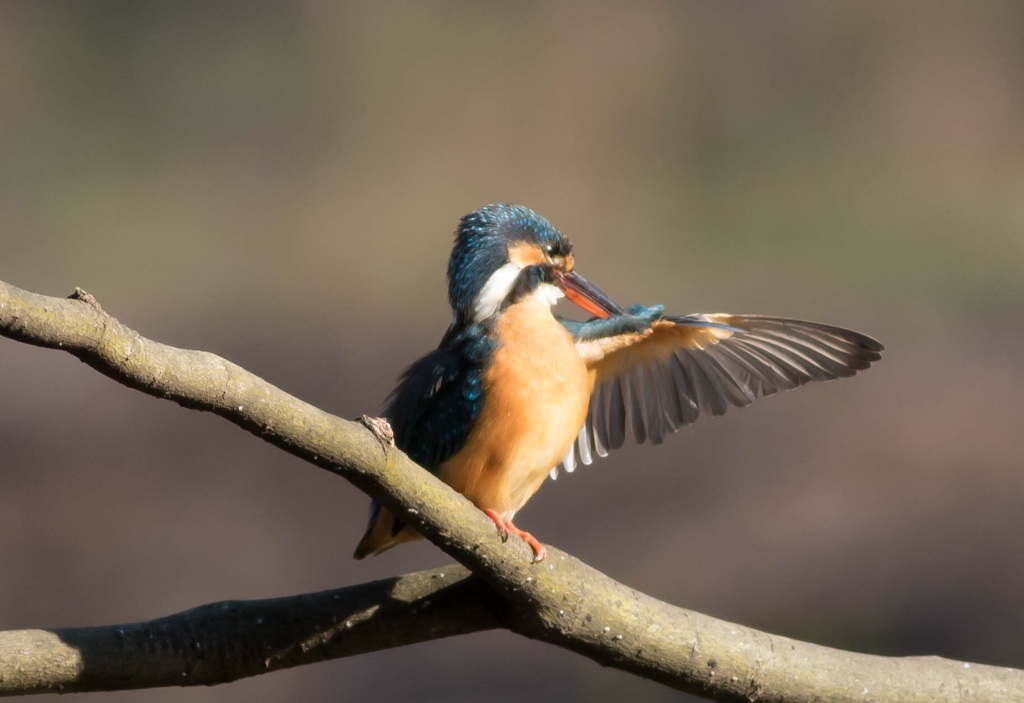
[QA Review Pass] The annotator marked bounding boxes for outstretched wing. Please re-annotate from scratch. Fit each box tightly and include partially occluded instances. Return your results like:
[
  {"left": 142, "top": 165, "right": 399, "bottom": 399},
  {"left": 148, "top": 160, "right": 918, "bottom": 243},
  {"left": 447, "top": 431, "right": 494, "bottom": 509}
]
[{"left": 554, "top": 314, "right": 883, "bottom": 477}]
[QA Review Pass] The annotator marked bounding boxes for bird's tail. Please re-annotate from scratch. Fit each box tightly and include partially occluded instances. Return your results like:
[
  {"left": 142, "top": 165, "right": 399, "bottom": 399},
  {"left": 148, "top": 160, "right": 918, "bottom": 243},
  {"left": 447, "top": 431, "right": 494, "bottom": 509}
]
[{"left": 353, "top": 502, "right": 422, "bottom": 559}]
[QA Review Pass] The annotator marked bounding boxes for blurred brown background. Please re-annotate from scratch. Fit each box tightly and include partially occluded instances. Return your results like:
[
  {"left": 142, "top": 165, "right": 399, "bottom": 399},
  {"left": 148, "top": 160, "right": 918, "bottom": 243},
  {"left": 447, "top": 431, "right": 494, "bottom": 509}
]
[{"left": 2, "top": 3, "right": 1023, "bottom": 702}]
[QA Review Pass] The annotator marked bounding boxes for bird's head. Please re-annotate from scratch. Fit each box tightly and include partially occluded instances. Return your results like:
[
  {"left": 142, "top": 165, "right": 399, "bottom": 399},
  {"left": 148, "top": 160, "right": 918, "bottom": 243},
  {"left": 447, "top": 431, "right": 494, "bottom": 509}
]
[{"left": 448, "top": 204, "right": 620, "bottom": 325}]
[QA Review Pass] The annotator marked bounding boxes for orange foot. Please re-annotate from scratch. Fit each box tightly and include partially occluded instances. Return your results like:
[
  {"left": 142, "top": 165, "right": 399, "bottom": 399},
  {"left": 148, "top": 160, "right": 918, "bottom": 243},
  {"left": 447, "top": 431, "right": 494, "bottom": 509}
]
[{"left": 482, "top": 509, "right": 547, "bottom": 563}]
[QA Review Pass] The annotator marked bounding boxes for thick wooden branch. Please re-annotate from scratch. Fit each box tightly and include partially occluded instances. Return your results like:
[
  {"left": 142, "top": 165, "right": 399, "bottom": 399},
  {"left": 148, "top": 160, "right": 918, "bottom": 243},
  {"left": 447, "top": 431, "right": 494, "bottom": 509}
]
[
  {"left": 0, "top": 566, "right": 500, "bottom": 695},
  {"left": 2, "top": 278, "right": 1022, "bottom": 702}
]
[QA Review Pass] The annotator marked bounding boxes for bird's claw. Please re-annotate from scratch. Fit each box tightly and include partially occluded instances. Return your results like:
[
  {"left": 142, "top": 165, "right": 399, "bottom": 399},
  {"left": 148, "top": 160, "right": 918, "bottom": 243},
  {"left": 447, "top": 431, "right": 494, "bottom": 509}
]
[
  {"left": 483, "top": 509, "right": 508, "bottom": 541},
  {"left": 522, "top": 533, "right": 547, "bottom": 563},
  {"left": 482, "top": 509, "right": 546, "bottom": 562}
]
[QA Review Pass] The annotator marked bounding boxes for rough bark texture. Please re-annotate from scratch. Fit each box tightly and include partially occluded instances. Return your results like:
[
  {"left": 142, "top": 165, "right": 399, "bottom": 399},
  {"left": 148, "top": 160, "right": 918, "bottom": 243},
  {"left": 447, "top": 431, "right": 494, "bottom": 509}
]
[
  {"left": 0, "top": 567, "right": 500, "bottom": 694},
  {"left": 2, "top": 279, "right": 1022, "bottom": 702}
]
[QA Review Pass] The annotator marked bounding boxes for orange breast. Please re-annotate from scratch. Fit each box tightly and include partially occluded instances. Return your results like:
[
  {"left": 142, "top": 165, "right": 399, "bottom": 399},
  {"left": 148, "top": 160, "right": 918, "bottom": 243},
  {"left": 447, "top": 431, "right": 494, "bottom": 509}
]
[{"left": 438, "top": 299, "right": 590, "bottom": 519}]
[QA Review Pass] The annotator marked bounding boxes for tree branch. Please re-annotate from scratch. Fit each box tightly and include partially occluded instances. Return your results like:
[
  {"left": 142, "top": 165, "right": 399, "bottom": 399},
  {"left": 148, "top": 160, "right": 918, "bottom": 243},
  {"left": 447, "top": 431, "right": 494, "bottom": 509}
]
[
  {"left": 2, "top": 279, "right": 1022, "bottom": 702},
  {"left": 0, "top": 566, "right": 500, "bottom": 695}
]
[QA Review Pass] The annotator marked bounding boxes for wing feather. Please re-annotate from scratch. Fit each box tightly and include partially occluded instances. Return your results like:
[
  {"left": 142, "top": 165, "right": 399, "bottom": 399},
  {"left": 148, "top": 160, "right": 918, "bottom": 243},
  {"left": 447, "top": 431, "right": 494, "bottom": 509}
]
[
  {"left": 555, "top": 314, "right": 882, "bottom": 476},
  {"left": 385, "top": 328, "right": 492, "bottom": 472},
  {"left": 607, "top": 375, "right": 627, "bottom": 450},
  {"left": 628, "top": 364, "right": 649, "bottom": 445}
]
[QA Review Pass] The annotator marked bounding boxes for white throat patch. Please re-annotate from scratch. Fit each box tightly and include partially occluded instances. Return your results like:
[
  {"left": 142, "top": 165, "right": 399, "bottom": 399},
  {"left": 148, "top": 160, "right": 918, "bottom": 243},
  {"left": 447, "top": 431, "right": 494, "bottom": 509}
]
[
  {"left": 473, "top": 264, "right": 564, "bottom": 322},
  {"left": 531, "top": 282, "right": 564, "bottom": 308}
]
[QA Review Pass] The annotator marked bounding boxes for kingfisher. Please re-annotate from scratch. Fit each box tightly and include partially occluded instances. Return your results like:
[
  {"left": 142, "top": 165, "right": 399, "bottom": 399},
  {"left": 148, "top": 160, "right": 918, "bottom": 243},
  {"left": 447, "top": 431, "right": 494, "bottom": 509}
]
[{"left": 354, "top": 204, "right": 882, "bottom": 562}]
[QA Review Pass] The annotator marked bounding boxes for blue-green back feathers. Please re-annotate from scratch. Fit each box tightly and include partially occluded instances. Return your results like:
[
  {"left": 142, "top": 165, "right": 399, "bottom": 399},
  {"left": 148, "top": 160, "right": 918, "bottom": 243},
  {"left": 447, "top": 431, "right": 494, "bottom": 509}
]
[{"left": 384, "top": 324, "right": 495, "bottom": 470}]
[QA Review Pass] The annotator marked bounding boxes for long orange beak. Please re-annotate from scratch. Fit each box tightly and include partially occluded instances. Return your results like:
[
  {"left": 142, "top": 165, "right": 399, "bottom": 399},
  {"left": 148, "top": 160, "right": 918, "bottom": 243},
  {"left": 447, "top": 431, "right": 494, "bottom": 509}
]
[{"left": 555, "top": 270, "right": 625, "bottom": 319}]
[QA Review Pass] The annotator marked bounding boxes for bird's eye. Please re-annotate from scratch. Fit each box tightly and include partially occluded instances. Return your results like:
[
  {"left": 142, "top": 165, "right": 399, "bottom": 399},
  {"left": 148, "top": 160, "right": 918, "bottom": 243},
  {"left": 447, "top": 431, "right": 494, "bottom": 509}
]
[{"left": 545, "top": 243, "right": 556, "bottom": 255}]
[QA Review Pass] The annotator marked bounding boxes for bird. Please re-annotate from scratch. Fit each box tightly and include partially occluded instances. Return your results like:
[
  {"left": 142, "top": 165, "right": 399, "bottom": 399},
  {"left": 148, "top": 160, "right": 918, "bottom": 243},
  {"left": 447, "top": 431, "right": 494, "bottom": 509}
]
[{"left": 354, "top": 203, "right": 883, "bottom": 562}]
